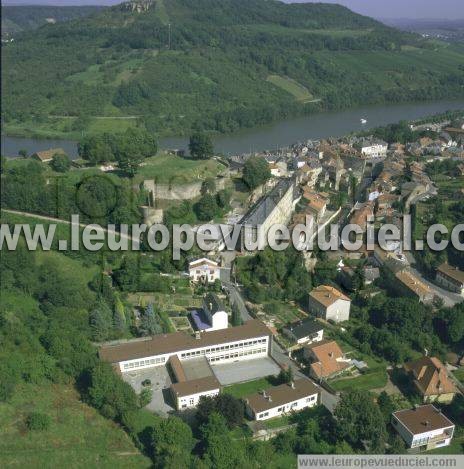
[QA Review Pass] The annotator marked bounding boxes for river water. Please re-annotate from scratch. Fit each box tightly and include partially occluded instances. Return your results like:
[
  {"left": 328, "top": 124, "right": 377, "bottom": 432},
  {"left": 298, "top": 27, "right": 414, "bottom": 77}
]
[{"left": 2, "top": 99, "right": 464, "bottom": 159}]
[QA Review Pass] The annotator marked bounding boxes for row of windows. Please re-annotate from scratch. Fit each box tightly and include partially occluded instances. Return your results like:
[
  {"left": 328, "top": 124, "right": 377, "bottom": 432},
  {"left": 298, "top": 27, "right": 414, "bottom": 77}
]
[
  {"left": 209, "top": 347, "right": 267, "bottom": 363},
  {"left": 180, "top": 338, "right": 267, "bottom": 359},
  {"left": 123, "top": 356, "right": 166, "bottom": 370},
  {"left": 263, "top": 396, "right": 317, "bottom": 418}
]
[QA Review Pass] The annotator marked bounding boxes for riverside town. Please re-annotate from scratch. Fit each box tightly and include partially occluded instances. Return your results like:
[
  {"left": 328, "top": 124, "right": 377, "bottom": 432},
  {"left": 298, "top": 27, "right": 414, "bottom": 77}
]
[{"left": 1, "top": 1, "right": 464, "bottom": 468}]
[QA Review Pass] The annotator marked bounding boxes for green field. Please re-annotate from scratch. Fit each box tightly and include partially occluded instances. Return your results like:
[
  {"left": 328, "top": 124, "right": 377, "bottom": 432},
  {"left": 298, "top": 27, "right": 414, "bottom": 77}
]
[
  {"left": 224, "top": 378, "right": 274, "bottom": 399},
  {"left": 0, "top": 383, "right": 151, "bottom": 468},
  {"left": 135, "top": 152, "right": 226, "bottom": 184},
  {"left": 329, "top": 369, "right": 388, "bottom": 392},
  {"left": 453, "top": 368, "right": 464, "bottom": 384},
  {"left": 266, "top": 75, "right": 316, "bottom": 103}
]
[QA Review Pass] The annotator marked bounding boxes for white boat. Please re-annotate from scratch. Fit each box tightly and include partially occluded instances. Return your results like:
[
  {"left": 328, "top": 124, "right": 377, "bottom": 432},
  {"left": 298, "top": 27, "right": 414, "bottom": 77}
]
[{"left": 360, "top": 118, "right": 367, "bottom": 124}]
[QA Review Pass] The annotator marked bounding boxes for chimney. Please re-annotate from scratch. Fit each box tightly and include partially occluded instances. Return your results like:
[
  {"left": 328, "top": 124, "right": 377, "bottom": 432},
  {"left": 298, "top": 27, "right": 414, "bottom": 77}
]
[
  {"left": 209, "top": 302, "right": 213, "bottom": 311},
  {"left": 267, "top": 395, "right": 272, "bottom": 402},
  {"left": 290, "top": 381, "right": 295, "bottom": 389},
  {"left": 195, "top": 331, "right": 201, "bottom": 340}
]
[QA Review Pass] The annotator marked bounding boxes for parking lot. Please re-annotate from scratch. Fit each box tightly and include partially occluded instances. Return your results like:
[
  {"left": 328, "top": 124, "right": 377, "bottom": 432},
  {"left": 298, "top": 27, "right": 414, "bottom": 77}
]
[
  {"left": 121, "top": 366, "right": 175, "bottom": 415},
  {"left": 211, "top": 356, "right": 281, "bottom": 385}
]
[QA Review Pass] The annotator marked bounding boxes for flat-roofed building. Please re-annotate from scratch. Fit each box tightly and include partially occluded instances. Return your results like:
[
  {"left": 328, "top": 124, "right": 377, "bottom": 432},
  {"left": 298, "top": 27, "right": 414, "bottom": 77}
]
[
  {"left": 308, "top": 285, "right": 351, "bottom": 323},
  {"left": 391, "top": 405, "right": 455, "bottom": 451},
  {"left": 436, "top": 263, "right": 464, "bottom": 296},
  {"left": 245, "top": 379, "right": 320, "bottom": 421},
  {"left": 99, "top": 319, "right": 272, "bottom": 373}
]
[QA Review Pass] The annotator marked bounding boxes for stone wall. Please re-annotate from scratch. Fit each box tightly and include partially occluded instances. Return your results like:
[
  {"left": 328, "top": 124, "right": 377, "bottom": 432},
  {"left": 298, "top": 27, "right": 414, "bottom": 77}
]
[{"left": 144, "top": 177, "right": 227, "bottom": 201}]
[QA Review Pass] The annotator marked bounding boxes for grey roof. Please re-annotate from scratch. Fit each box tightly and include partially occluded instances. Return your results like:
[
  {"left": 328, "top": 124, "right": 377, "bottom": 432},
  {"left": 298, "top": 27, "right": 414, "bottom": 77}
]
[
  {"left": 285, "top": 318, "right": 323, "bottom": 340},
  {"left": 239, "top": 178, "right": 295, "bottom": 226},
  {"left": 204, "top": 293, "right": 225, "bottom": 314}
]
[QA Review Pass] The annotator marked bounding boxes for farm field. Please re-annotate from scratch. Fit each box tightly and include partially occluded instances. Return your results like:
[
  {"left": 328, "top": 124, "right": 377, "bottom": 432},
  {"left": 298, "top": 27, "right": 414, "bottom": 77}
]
[{"left": 266, "top": 75, "right": 316, "bottom": 103}]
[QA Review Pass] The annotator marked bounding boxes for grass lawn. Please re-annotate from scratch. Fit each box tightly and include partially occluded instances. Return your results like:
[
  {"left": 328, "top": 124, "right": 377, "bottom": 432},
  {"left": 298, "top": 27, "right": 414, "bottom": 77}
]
[
  {"left": 135, "top": 153, "right": 226, "bottom": 184},
  {"left": 329, "top": 369, "right": 388, "bottom": 392},
  {"left": 452, "top": 368, "right": 464, "bottom": 384},
  {"left": 266, "top": 74, "right": 315, "bottom": 102},
  {"left": 0, "top": 383, "right": 151, "bottom": 468},
  {"left": 224, "top": 377, "right": 274, "bottom": 399}
]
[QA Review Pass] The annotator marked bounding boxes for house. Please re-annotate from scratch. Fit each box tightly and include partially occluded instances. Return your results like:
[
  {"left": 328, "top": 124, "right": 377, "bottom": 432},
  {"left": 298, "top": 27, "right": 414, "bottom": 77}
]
[
  {"left": 269, "top": 161, "right": 287, "bottom": 177},
  {"left": 355, "top": 139, "right": 388, "bottom": 159},
  {"left": 304, "top": 340, "right": 352, "bottom": 380},
  {"left": 302, "top": 190, "right": 328, "bottom": 222},
  {"left": 189, "top": 258, "right": 220, "bottom": 284},
  {"left": 245, "top": 379, "right": 320, "bottom": 421},
  {"left": 283, "top": 318, "right": 324, "bottom": 345},
  {"left": 31, "top": 148, "right": 66, "bottom": 163},
  {"left": 190, "top": 293, "right": 228, "bottom": 332},
  {"left": 395, "top": 270, "right": 434, "bottom": 304},
  {"left": 349, "top": 202, "right": 375, "bottom": 241},
  {"left": 403, "top": 356, "right": 458, "bottom": 404},
  {"left": 308, "top": 285, "right": 351, "bottom": 323},
  {"left": 391, "top": 405, "right": 455, "bottom": 451},
  {"left": 362, "top": 265, "right": 380, "bottom": 286},
  {"left": 436, "top": 263, "right": 464, "bottom": 296}
]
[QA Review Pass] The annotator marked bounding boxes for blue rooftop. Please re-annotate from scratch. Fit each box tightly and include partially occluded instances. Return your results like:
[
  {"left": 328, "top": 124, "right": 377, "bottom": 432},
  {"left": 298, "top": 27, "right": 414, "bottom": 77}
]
[{"left": 191, "top": 309, "right": 212, "bottom": 331}]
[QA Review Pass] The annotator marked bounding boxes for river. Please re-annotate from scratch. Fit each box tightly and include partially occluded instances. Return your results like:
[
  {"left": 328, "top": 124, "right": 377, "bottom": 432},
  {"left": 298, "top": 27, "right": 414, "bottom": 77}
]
[{"left": 2, "top": 99, "right": 464, "bottom": 159}]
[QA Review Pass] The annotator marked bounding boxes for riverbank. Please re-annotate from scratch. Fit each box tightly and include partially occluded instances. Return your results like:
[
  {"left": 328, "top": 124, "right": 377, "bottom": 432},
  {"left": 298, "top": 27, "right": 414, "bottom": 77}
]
[{"left": 3, "top": 98, "right": 464, "bottom": 158}]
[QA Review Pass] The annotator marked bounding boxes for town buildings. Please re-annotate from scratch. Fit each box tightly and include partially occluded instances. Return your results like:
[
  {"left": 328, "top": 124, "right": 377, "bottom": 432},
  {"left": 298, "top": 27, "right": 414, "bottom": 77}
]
[
  {"left": 190, "top": 293, "right": 228, "bottom": 332},
  {"left": 31, "top": 148, "right": 66, "bottom": 163},
  {"left": 308, "top": 285, "right": 351, "bottom": 323},
  {"left": 394, "top": 270, "right": 434, "bottom": 304},
  {"left": 245, "top": 379, "right": 320, "bottom": 421},
  {"left": 237, "top": 178, "right": 297, "bottom": 252},
  {"left": 391, "top": 405, "right": 455, "bottom": 451},
  {"left": 304, "top": 340, "right": 352, "bottom": 380},
  {"left": 189, "top": 258, "right": 220, "bottom": 284},
  {"left": 403, "top": 356, "right": 457, "bottom": 404},
  {"left": 99, "top": 319, "right": 272, "bottom": 373},
  {"left": 282, "top": 318, "right": 324, "bottom": 345},
  {"left": 436, "top": 263, "right": 464, "bottom": 296}
]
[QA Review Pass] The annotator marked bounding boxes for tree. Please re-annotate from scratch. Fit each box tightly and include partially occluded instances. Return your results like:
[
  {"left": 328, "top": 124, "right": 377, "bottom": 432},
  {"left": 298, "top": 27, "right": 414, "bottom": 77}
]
[
  {"left": 140, "top": 303, "right": 162, "bottom": 335},
  {"left": 51, "top": 153, "right": 71, "bottom": 173},
  {"left": 231, "top": 302, "right": 242, "bottom": 326},
  {"left": 18, "top": 149, "right": 28, "bottom": 158},
  {"left": 189, "top": 132, "right": 213, "bottom": 160},
  {"left": 242, "top": 156, "right": 271, "bottom": 190},
  {"left": 197, "top": 394, "right": 245, "bottom": 428},
  {"left": 201, "top": 177, "right": 216, "bottom": 195},
  {"left": 334, "top": 390, "right": 387, "bottom": 452},
  {"left": 26, "top": 412, "right": 51, "bottom": 431},
  {"left": 89, "top": 300, "right": 113, "bottom": 341},
  {"left": 377, "top": 391, "right": 395, "bottom": 424},
  {"left": 195, "top": 193, "right": 219, "bottom": 222},
  {"left": 87, "top": 362, "right": 138, "bottom": 419},
  {"left": 151, "top": 417, "right": 194, "bottom": 468},
  {"left": 139, "top": 388, "right": 153, "bottom": 408},
  {"left": 113, "top": 293, "right": 127, "bottom": 335}
]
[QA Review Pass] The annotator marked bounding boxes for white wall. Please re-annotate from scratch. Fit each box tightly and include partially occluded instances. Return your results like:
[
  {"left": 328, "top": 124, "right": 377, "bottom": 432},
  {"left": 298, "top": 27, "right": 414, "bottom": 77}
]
[
  {"left": 118, "top": 334, "right": 271, "bottom": 372},
  {"left": 249, "top": 393, "right": 319, "bottom": 421},
  {"left": 210, "top": 311, "right": 228, "bottom": 331},
  {"left": 392, "top": 415, "right": 455, "bottom": 449},
  {"left": 175, "top": 388, "right": 220, "bottom": 410},
  {"left": 325, "top": 299, "right": 351, "bottom": 323}
]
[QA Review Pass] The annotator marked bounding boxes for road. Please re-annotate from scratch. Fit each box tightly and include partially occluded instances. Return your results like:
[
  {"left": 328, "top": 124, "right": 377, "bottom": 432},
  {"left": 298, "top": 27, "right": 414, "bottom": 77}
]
[{"left": 1, "top": 209, "right": 139, "bottom": 244}]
